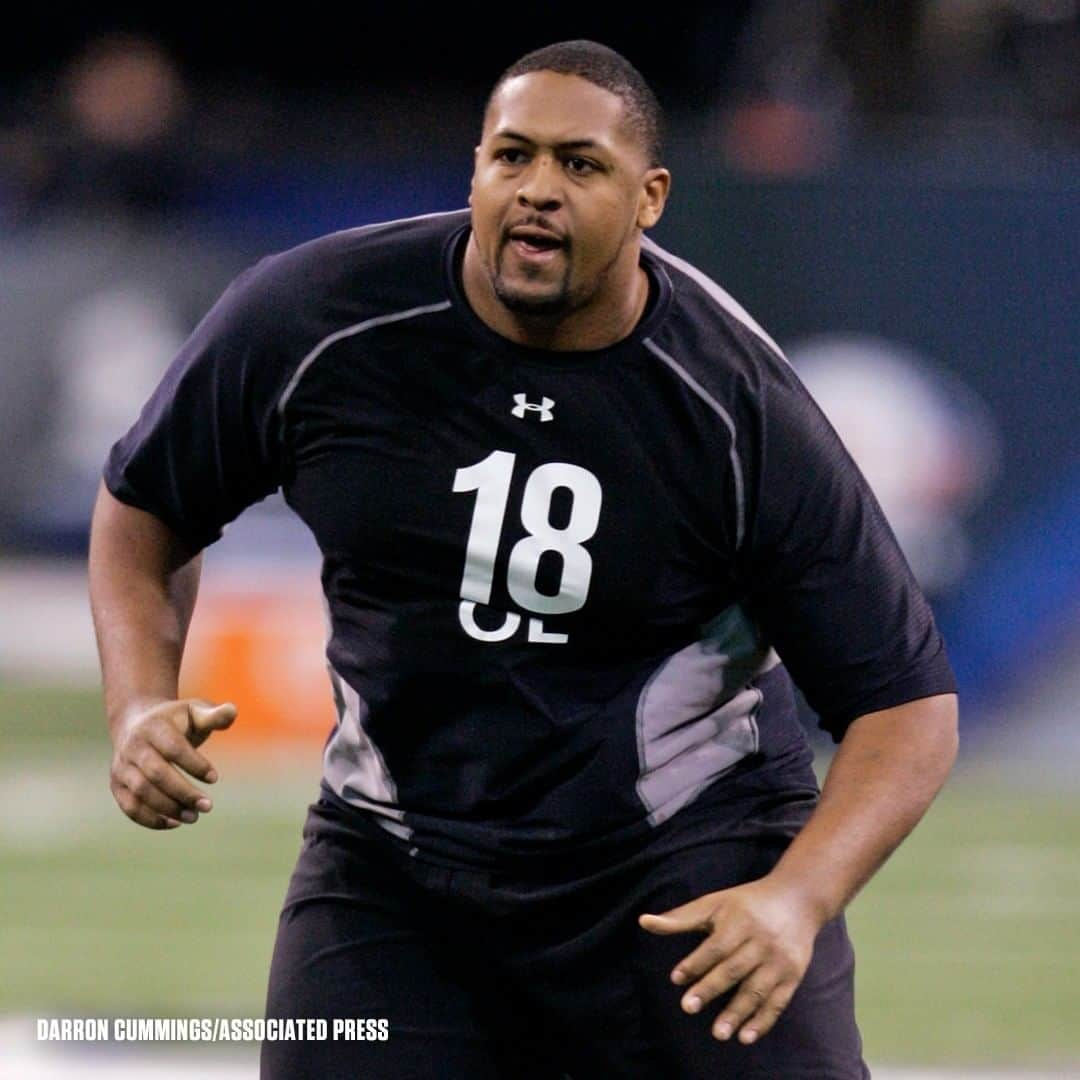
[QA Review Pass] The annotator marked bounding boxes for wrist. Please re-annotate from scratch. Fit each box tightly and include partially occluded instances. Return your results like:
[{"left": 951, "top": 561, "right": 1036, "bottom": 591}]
[
  {"left": 107, "top": 693, "right": 177, "bottom": 737},
  {"left": 765, "top": 859, "right": 843, "bottom": 928}
]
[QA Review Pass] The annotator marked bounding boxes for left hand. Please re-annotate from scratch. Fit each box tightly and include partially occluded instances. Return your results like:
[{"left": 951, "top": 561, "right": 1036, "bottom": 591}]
[{"left": 638, "top": 875, "right": 824, "bottom": 1045}]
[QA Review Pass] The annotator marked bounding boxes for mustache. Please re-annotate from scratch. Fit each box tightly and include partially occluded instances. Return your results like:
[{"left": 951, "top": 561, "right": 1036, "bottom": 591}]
[{"left": 503, "top": 215, "right": 568, "bottom": 245}]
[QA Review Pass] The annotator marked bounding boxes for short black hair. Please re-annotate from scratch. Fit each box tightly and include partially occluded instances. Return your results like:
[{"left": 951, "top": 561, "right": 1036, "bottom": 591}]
[{"left": 485, "top": 40, "right": 664, "bottom": 167}]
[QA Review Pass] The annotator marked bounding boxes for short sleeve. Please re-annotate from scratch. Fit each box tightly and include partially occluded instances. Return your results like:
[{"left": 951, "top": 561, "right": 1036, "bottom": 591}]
[
  {"left": 103, "top": 258, "right": 292, "bottom": 554},
  {"left": 739, "top": 358, "right": 957, "bottom": 739}
]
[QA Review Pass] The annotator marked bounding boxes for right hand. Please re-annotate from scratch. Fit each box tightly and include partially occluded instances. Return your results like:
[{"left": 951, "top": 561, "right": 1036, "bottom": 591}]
[{"left": 109, "top": 698, "right": 237, "bottom": 830}]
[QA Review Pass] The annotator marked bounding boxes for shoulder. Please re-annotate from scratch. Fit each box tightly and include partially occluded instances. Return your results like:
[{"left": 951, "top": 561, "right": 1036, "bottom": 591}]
[
  {"left": 642, "top": 235, "right": 792, "bottom": 388},
  {"left": 189, "top": 208, "right": 466, "bottom": 372},
  {"left": 231, "top": 208, "right": 468, "bottom": 318},
  {"left": 641, "top": 237, "right": 838, "bottom": 460}
]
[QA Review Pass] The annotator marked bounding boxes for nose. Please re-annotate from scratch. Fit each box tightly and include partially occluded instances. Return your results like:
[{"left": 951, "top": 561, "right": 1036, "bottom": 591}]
[{"left": 516, "top": 154, "right": 562, "bottom": 212}]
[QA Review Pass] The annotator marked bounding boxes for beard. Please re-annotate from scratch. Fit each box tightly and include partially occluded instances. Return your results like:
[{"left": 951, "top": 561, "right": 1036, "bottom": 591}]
[
  {"left": 489, "top": 242, "right": 576, "bottom": 316},
  {"left": 491, "top": 275, "right": 573, "bottom": 315}
]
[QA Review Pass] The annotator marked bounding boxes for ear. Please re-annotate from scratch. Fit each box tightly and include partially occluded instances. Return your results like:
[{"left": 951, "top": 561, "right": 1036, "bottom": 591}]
[
  {"left": 637, "top": 168, "right": 671, "bottom": 230},
  {"left": 468, "top": 145, "right": 480, "bottom": 208}
]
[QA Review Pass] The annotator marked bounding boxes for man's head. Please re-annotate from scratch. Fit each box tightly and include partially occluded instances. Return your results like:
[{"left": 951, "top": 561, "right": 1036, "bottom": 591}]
[
  {"left": 464, "top": 40, "right": 670, "bottom": 338},
  {"left": 484, "top": 40, "right": 664, "bottom": 170}
]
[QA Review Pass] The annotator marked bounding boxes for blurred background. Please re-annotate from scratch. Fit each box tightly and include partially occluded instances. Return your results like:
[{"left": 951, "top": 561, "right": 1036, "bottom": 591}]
[{"left": 1, "top": 3, "right": 1077, "bottom": 1077}]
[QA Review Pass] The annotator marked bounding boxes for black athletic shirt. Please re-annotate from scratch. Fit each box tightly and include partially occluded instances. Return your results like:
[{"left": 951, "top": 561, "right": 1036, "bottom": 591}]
[{"left": 104, "top": 209, "right": 956, "bottom": 865}]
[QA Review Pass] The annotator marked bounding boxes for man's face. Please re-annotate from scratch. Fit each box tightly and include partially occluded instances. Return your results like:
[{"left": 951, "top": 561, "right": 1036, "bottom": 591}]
[{"left": 469, "top": 71, "right": 664, "bottom": 318}]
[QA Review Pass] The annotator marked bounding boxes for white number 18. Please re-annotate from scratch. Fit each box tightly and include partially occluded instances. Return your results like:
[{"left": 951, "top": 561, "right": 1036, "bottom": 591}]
[{"left": 452, "top": 450, "right": 602, "bottom": 643}]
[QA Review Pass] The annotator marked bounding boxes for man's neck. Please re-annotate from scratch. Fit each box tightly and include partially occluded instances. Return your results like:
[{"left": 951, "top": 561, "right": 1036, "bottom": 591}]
[{"left": 461, "top": 234, "right": 650, "bottom": 352}]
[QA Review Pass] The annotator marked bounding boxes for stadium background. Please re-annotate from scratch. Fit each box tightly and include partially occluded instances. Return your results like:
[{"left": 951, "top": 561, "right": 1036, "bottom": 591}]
[{"left": 1, "top": 4, "right": 1077, "bottom": 1076}]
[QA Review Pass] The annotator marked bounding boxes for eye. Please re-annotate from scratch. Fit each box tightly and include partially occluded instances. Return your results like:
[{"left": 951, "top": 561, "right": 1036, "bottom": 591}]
[
  {"left": 565, "top": 156, "right": 598, "bottom": 175},
  {"left": 495, "top": 147, "right": 528, "bottom": 165}
]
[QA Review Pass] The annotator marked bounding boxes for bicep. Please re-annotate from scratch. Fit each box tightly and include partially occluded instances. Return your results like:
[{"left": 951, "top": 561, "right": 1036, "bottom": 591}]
[
  {"left": 91, "top": 481, "right": 200, "bottom": 579},
  {"left": 843, "top": 693, "right": 959, "bottom": 760},
  {"left": 89, "top": 483, "right": 203, "bottom": 639},
  {"left": 88, "top": 485, "right": 205, "bottom": 718}
]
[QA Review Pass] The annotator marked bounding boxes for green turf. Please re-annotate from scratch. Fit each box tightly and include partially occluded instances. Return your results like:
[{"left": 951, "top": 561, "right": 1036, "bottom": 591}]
[
  {"left": 1, "top": 683, "right": 109, "bottom": 751},
  {"left": 2, "top": 684, "right": 1078, "bottom": 1067},
  {"left": 846, "top": 768, "right": 1080, "bottom": 1068}
]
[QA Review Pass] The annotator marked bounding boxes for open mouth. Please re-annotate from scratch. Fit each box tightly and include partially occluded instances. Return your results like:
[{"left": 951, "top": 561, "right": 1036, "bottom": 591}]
[{"left": 506, "top": 228, "right": 566, "bottom": 261}]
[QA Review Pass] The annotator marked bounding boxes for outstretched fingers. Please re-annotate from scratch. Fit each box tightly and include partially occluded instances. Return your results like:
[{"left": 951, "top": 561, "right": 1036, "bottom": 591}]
[
  {"left": 675, "top": 938, "right": 761, "bottom": 1007},
  {"left": 640, "top": 880, "right": 820, "bottom": 1046},
  {"left": 711, "top": 977, "right": 798, "bottom": 1044}
]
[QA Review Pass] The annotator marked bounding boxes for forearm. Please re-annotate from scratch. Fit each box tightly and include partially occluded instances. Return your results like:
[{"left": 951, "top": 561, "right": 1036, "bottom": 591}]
[
  {"left": 88, "top": 482, "right": 202, "bottom": 733},
  {"left": 768, "top": 692, "right": 959, "bottom": 924}
]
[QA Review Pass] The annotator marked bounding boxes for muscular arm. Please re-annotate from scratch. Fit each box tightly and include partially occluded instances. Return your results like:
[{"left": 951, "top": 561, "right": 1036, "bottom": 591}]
[
  {"left": 641, "top": 691, "right": 958, "bottom": 1043},
  {"left": 89, "top": 483, "right": 201, "bottom": 726},
  {"left": 89, "top": 482, "right": 236, "bottom": 829},
  {"left": 769, "top": 692, "right": 958, "bottom": 922}
]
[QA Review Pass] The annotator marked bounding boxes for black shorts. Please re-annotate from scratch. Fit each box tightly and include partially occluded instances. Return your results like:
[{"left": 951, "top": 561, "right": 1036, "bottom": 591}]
[{"left": 261, "top": 795, "right": 870, "bottom": 1079}]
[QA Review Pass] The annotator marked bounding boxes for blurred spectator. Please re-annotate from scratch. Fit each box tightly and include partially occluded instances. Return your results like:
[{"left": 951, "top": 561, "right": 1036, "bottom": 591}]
[
  {"left": 3, "top": 32, "right": 200, "bottom": 225},
  {"left": 714, "top": 0, "right": 854, "bottom": 175},
  {"left": 0, "top": 33, "right": 245, "bottom": 554},
  {"left": 713, "top": 0, "right": 1079, "bottom": 174},
  {"left": 914, "top": 0, "right": 1080, "bottom": 144}
]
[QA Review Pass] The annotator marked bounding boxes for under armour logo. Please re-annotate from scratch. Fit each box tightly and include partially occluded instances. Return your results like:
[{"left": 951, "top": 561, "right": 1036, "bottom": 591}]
[{"left": 511, "top": 394, "right": 555, "bottom": 421}]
